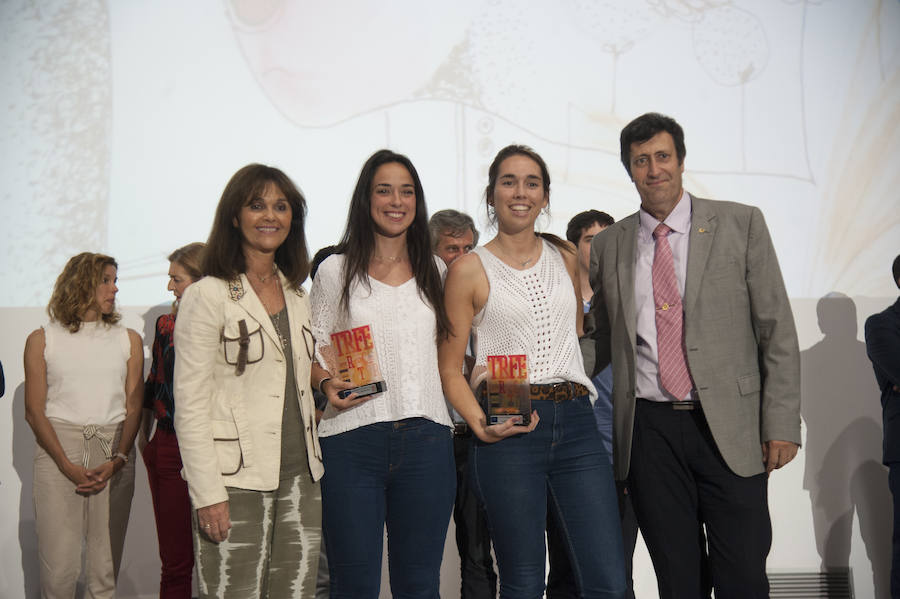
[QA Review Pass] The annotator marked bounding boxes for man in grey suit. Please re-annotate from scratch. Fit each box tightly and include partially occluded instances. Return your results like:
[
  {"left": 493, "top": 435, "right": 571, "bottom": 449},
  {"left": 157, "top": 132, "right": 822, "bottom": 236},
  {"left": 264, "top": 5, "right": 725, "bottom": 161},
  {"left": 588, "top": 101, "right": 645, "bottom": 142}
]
[{"left": 587, "top": 112, "right": 801, "bottom": 598}]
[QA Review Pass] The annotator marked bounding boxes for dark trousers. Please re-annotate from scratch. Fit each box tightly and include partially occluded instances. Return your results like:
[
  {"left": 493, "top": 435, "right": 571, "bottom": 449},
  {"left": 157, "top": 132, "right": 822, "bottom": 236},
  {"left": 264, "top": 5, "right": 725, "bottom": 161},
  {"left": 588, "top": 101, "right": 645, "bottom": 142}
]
[
  {"left": 143, "top": 428, "right": 194, "bottom": 599},
  {"left": 890, "top": 463, "right": 900, "bottom": 599},
  {"left": 546, "top": 481, "right": 637, "bottom": 599},
  {"left": 454, "top": 433, "right": 498, "bottom": 599},
  {"left": 629, "top": 399, "right": 771, "bottom": 599}
]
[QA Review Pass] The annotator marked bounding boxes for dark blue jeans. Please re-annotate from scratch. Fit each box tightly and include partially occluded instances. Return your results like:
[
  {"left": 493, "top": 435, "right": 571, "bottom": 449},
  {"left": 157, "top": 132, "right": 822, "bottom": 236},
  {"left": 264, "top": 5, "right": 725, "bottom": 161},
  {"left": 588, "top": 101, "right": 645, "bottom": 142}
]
[
  {"left": 320, "top": 418, "right": 455, "bottom": 599},
  {"left": 472, "top": 396, "right": 626, "bottom": 599}
]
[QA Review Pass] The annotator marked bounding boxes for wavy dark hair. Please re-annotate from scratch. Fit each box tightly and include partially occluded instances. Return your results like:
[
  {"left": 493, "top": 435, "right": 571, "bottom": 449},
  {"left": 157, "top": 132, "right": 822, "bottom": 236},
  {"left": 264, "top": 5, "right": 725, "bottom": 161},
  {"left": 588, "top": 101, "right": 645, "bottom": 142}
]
[
  {"left": 48, "top": 252, "right": 121, "bottom": 332},
  {"left": 619, "top": 112, "right": 686, "bottom": 178},
  {"left": 565, "top": 210, "right": 615, "bottom": 244},
  {"left": 335, "top": 149, "right": 449, "bottom": 339},
  {"left": 203, "top": 164, "right": 310, "bottom": 287},
  {"left": 484, "top": 144, "right": 572, "bottom": 254}
]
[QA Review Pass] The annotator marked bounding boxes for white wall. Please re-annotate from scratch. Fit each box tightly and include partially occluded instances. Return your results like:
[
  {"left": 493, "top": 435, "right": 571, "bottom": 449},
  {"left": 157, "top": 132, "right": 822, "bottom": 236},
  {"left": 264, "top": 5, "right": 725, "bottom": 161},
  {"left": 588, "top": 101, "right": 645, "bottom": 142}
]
[{"left": 1, "top": 1, "right": 899, "bottom": 597}]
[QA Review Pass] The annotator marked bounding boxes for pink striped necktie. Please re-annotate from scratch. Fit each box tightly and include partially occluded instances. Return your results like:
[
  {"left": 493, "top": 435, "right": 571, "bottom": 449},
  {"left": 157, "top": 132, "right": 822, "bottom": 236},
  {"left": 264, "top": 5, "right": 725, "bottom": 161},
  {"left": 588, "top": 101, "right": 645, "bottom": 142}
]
[{"left": 652, "top": 223, "right": 693, "bottom": 400}]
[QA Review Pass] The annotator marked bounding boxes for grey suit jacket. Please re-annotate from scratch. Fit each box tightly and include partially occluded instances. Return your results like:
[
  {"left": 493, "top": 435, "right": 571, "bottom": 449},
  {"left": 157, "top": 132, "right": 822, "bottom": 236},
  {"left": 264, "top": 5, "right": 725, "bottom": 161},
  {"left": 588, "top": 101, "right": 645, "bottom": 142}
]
[{"left": 586, "top": 195, "right": 800, "bottom": 480}]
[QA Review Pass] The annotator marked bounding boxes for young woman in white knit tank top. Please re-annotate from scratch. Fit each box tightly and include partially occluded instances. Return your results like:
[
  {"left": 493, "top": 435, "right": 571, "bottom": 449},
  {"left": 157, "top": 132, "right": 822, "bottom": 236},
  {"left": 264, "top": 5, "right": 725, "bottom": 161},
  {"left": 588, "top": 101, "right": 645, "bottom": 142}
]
[
  {"left": 23, "top": 252, "right": 144, "bottom": 599},
  {"left": 439, "top": 146, "right": 626, "bottom": 598}
]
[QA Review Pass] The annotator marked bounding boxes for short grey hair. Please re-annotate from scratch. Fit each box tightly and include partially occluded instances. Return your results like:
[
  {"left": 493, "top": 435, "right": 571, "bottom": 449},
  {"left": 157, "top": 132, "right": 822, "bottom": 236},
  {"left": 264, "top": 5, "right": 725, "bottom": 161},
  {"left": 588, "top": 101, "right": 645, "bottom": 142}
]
[{"left": 428, "top": 209, "right": 479, "bottom": 249}]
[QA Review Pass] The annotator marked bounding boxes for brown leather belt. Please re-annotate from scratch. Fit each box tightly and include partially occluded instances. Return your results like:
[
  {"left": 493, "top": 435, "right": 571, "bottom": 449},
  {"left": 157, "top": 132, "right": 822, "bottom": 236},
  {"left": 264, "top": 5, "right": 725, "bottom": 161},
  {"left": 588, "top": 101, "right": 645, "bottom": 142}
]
[
  {"left": 478, "top": 381, "right": 590, "bottom": 403},
  {"left": 530, "top": 382, "right": 590, "bottom": 402}
]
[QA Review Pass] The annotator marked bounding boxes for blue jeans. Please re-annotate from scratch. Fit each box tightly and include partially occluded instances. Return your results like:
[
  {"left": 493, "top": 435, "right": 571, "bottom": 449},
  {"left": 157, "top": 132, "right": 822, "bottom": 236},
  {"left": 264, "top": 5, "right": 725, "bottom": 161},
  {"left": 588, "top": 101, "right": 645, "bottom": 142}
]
[
  {"left": 472, "top": 396, "right": 626, "bottom": 599},
  {"left": 320, "top": 418, "right": 455, "bottom": 599}
]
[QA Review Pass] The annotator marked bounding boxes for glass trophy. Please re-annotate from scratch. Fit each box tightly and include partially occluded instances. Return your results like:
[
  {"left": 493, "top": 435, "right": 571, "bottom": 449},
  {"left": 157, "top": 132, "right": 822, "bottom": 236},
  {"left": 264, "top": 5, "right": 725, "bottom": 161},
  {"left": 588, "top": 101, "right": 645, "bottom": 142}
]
[
  {"left": 484, "top": 354, "right": 531, "bottom": 425},
  {"left": 328, "top": 325, "right": 386, "bottom": 399}
]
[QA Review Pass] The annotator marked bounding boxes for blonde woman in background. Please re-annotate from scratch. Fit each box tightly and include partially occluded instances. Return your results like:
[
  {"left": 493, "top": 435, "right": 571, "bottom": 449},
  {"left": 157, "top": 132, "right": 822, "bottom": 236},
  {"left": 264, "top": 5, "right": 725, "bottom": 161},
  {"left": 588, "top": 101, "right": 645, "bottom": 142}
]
[{"left": 24, "top": 252, "right": 143, "bottom": 598}]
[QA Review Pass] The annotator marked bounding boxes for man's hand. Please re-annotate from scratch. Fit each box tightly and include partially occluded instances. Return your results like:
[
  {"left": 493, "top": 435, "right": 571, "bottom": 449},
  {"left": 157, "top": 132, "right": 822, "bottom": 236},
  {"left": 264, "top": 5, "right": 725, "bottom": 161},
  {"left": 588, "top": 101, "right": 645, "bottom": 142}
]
[{"left": 762, "top": 440, "right": 799, "bottom": 474}]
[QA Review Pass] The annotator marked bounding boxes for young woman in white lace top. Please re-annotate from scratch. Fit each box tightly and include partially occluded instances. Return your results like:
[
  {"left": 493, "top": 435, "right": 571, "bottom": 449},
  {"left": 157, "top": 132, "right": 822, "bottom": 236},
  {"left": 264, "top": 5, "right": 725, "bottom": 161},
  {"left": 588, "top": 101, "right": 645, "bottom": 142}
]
[
  {"left": 310, "top": 149, "right": 455, "bottom": 598},
  {"left": 438, "top": 145, "right": 626, "bottom": 598}
]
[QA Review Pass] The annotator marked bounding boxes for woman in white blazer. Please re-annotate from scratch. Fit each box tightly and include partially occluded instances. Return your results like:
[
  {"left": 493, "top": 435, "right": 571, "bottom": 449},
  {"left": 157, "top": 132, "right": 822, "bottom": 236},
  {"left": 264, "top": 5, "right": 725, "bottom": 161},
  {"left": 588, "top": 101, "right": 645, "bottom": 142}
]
[{"left": 174, "top": 164, "right": 323, "bottom": 599}]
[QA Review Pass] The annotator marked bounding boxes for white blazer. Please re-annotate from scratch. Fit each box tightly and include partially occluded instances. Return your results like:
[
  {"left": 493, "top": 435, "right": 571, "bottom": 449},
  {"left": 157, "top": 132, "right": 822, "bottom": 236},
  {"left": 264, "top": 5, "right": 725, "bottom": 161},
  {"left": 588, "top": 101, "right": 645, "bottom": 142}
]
[{"left": 174, "top": 271, "right": 324, "bottom": 509}]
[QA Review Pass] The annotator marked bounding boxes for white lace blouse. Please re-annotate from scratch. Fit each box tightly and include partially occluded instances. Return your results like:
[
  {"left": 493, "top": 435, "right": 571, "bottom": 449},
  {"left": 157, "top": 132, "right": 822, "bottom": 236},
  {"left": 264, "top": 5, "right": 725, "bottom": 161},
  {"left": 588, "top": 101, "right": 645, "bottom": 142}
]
[{"left": 310, "top": 254, "right": 452, "bottom": 437}]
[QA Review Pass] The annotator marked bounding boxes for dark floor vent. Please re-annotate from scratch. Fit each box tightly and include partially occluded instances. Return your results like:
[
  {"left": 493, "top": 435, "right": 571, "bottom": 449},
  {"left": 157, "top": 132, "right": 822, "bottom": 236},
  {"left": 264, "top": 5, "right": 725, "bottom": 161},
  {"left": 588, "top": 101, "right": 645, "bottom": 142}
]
[{"left": 768, "top": 569, "right": 853, "bottom": 598}]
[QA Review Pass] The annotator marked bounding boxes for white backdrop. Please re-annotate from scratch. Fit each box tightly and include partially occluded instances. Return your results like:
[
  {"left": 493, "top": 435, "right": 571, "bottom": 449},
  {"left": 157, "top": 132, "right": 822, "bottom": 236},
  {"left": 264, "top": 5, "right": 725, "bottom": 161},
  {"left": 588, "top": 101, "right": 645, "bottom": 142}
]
[{"left": 1, "top": 0, "right": 899, "bottom": 597}]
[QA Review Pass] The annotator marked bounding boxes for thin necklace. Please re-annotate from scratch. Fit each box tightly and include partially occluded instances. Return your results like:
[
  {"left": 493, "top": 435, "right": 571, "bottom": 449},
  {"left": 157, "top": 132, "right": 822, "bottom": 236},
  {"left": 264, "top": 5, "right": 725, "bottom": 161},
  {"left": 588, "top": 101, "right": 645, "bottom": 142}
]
[
  {"left": 373, "top": 254, "right": 404, "bottom": 263},
  {"left": 252, "top": 264, "right": 277, "bottom": 283},
  {"left": 496, "top": 238, "right": 541, "bottom": 268},
  {"left": 258, "top": 289, "right": 287, "bottom": 349},
  {"left": 250, "top": 269, "right": 287, "bottom": 349}
]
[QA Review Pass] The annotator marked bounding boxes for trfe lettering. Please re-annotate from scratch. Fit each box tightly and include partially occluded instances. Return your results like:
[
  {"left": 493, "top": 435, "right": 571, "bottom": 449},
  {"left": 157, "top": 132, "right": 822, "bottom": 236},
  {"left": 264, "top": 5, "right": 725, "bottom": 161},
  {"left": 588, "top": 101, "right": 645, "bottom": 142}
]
[{"left": 487, "top": 355, "right": 527, "bottom": 380}]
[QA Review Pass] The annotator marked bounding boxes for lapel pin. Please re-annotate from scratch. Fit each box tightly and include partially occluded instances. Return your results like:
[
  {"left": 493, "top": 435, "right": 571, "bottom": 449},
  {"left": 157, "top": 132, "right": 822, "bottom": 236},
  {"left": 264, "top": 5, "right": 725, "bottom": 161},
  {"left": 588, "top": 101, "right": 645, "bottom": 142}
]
[{"left": 698, "top": 227, "right": 707, "bottom": 233}]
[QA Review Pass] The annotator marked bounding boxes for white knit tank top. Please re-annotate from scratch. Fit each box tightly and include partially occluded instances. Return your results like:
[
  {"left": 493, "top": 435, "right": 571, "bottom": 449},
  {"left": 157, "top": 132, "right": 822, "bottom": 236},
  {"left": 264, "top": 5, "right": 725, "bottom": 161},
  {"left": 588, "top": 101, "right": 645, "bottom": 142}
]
[
  {"left": 471, "top": 239, "right": 597, "bottom": 403},
  {"left": 43, "top": 320, "right": 130, "bottom": 426}
]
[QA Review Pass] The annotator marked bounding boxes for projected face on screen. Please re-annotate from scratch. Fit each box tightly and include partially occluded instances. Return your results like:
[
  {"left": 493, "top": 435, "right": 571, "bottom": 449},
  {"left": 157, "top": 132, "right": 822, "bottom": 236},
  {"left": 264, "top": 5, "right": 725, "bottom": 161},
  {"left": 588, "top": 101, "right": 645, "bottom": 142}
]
[
  {"left": 1, "top": 0, "right": 897, "bottom": 309},
  {"left": 226, "top": 0, "right": 478, "bottom": 126}
]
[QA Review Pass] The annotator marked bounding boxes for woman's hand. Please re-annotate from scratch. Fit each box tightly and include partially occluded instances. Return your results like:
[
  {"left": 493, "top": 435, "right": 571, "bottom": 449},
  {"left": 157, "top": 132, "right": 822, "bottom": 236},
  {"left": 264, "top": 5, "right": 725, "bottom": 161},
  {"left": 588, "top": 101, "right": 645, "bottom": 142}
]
[
  {"left": 197, "top": 501, "right": 231, "bottom": 543},
  {"left": 474, "top": 410, "right": 540, "bottom": 443},
  {"left": 79, "top": 459, "right": 122, "bottom": 495},
  {"left": 60, "top": 461, "right": 107, "bottom": 495},
  {"left": 321, "top": 378, "right": 369, "bottom": 411},
  {"left": 137, "top": 408, "right": 154, "bottom": 454}
]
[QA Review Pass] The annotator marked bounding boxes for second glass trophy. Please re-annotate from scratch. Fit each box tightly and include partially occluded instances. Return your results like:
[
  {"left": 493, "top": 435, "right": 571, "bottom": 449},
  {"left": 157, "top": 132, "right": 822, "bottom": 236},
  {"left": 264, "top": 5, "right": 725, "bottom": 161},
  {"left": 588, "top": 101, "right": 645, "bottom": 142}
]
[{"left": 484, "top": 354, "right": 531, "bottom": 425}]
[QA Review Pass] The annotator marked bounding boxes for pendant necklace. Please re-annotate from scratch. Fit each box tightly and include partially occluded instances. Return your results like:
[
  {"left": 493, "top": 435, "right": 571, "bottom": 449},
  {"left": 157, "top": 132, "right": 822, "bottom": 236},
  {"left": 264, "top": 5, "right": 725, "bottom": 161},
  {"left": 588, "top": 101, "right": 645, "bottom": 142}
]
[{"left": 253, "top": 271, "right": 287, "bottom": 349}]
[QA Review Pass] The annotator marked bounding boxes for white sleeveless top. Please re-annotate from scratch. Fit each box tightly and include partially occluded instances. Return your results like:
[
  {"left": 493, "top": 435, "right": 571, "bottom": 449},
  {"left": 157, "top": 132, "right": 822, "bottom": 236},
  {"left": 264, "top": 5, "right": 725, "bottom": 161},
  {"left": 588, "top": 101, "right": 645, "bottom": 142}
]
[
  {"left": 471, "top": 240, "right": 597, "bottom": 403},
  {"left": 43, "top": 320, "right": 130, "bottom": 426}
]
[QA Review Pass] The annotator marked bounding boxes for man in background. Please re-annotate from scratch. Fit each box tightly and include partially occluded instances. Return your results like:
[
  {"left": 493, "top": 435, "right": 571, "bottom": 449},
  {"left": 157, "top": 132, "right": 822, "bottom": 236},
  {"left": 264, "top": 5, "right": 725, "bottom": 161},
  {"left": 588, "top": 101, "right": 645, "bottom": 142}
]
[
  {"left": 546, "top": 210, "right": 638, "bottom": 599},
  {"left": 864, "top": 254, "right": 900, "bottom": 598},
  {"left": 429, "top": 209, "right": 495, "bottom": 599},
  {"left": 431, "top": 209, "right": 477, "bottom": 267}
]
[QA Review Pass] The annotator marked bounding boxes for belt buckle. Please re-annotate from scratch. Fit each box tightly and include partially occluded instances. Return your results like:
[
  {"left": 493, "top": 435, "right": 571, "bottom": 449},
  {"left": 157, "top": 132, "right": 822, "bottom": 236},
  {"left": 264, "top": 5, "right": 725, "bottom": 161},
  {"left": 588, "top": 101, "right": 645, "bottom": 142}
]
[
  {"left": 672, "top": 400, "right": 696, "bottom": 411},
  {"left": 553, "top": 382, "right": 572, "bottom": 403}
]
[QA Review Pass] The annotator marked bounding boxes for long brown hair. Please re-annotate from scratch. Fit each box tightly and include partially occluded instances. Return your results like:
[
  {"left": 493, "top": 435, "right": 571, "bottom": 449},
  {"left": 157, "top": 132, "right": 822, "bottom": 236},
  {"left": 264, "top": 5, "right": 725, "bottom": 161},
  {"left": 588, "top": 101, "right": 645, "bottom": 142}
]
[
  {"left": 335, "top": 149, "right": 450, "bottom": 340},
  {"left": 203, "top": 164, "right": 310, "bottom": 287},
  {"left": 47, "top": 252, "right": 121, "bottom": 332},
  {"left": 485, "top": 144, "right": 572, "bottom": 255}
]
